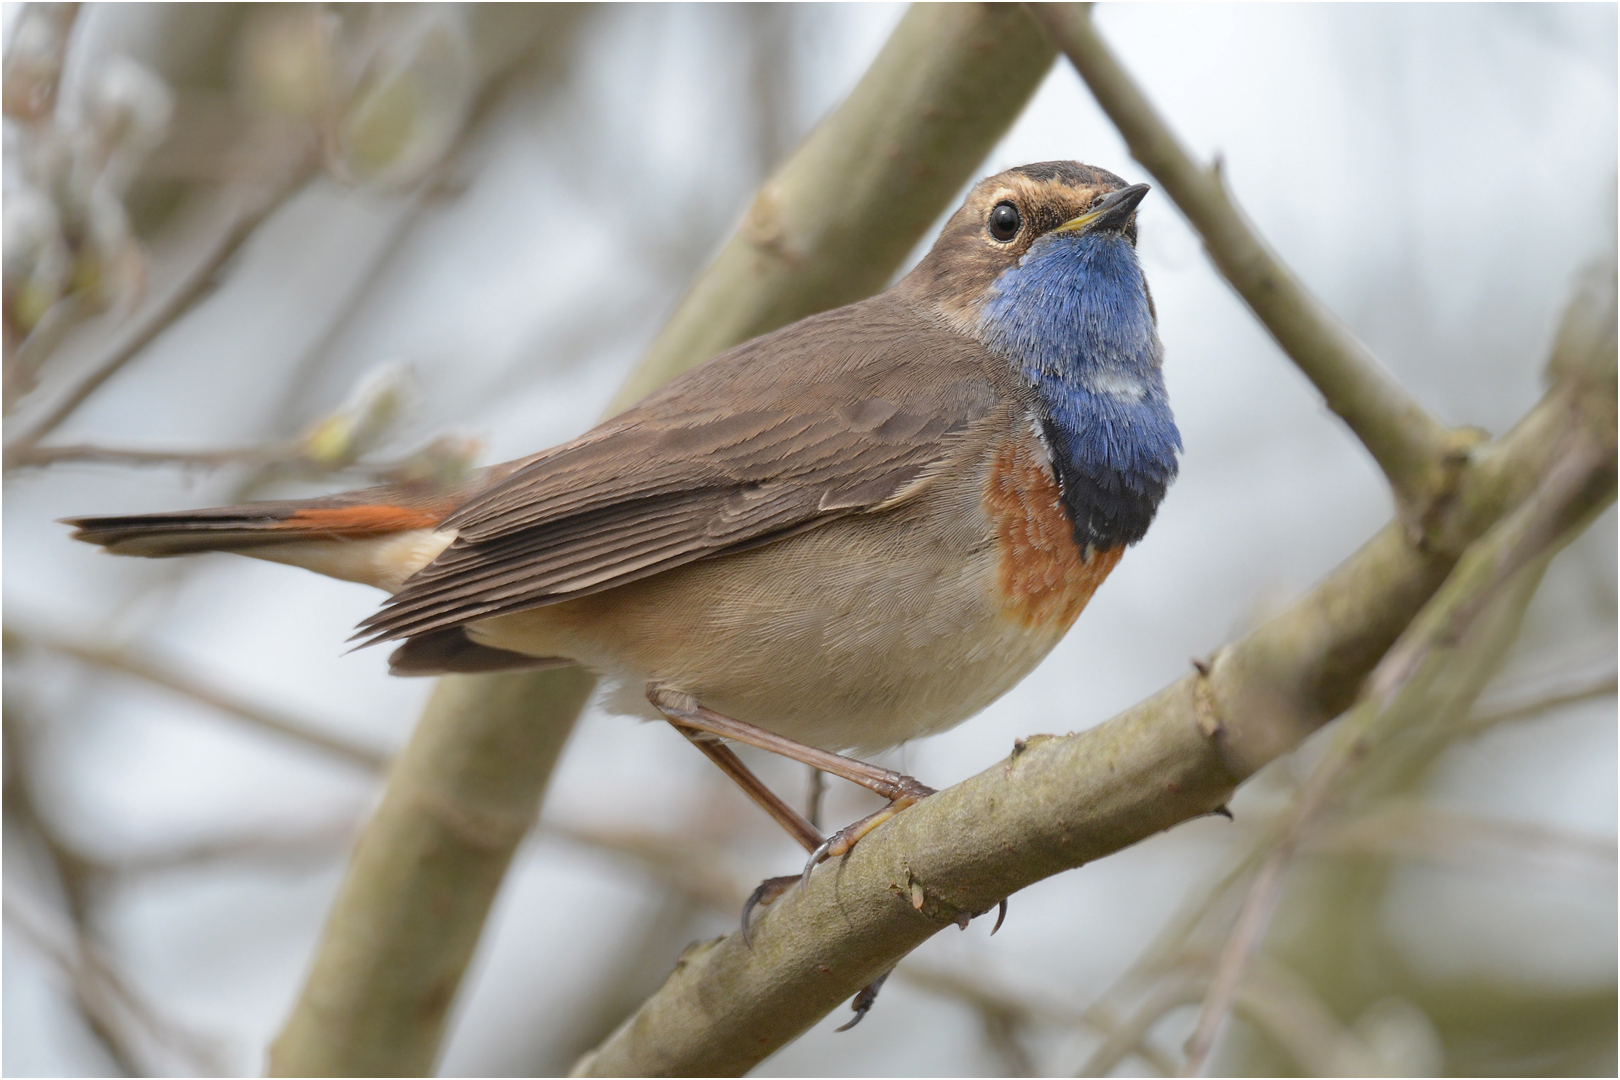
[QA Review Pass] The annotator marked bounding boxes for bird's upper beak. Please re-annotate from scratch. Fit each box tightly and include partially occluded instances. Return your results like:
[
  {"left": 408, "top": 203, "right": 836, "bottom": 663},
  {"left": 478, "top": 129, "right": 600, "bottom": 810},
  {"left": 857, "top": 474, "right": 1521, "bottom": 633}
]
[{"left": 1052, "top": 183, "right": 1150, "bottom": 236}]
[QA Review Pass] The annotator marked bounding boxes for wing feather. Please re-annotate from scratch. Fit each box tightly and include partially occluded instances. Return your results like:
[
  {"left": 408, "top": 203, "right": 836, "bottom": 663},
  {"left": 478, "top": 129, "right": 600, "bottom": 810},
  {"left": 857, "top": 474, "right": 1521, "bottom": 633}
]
[{"left": 356, "top": 295, "right": 1013, "bottom": 644}]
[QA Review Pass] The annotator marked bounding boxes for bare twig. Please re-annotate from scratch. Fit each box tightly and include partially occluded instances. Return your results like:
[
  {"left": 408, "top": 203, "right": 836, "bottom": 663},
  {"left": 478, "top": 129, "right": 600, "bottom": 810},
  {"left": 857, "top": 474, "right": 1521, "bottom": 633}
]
[
  {"left": 1463, "top": 666, "right": 1617, "bottom": 732},
  {"left": 9, "top": 625, "right": 389, "bottom": 771},
  {"left": 5, "top": 894, "right": 231, "bottom": 1076},
  {"left": 1305, "top": 801, "right": 1617, "bottom": 870},
  {"left": 6, "top": 441, "right": 287, "bottom": 470},
  {"left": 4, "top": 148, "right": 319, "bottom": 462},
  {"left": 1079, "top": 967, "right": 1204, "bottom": 1078},
  {"left": 543, "top": 823, "right": 750, "bottom": 913},
  {"left": 896, "top": 965, "right": 1050, "bottom": 1077},
  {"left": 1030, "top": 4, "right": 1454, "bottom": 516},
  {"left": 107, "top": 820, "right": 363, "bottom": 877},
  {"left": 3, "top": 701, "right": 233, "bottom": 1077},
  {"left": 6, "top": 432, "right": 480, "bottom": 491}
]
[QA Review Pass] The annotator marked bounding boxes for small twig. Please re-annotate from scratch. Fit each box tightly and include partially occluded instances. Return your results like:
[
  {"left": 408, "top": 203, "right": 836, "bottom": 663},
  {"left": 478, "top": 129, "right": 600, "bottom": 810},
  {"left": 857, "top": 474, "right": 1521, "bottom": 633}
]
[
  {"left": 6, "top": 441, "right": 287, "bottom": 470},
  {"left": 1306, "top": 800, "right": 1617, "bottom": 870},
  {"left": 1463, "top": 666, "right": 1617, "bottom": 732},
  {"left": 4, "top": 149, "right": 319, "bottom": 461},
  {"left": 896, "top": 965, "right": 1051, "bottom": 1076},
  {"left": 107, "top": 820, "right": 362, "bottom": 877},
  {"left": 1030, "top": 3, "right": 1451, "bottom": 512},
  {"left": 541, "top": 823, "right": 750, "bottom": 912},
  {"left": 1078, "top": 967, "right": 1204, "bottom": 1078},
  {"left": 9, "top": 625, "right": 389, "bottom": 772},
  {"left": 5, "top": 894, "right": 230, "bottom": 1076},
  {"left": 3, "top": 704, "right": 231, "bottom": 1076},
  {"left": 7, "top": 433, "right": 478, "bottom": 490}
]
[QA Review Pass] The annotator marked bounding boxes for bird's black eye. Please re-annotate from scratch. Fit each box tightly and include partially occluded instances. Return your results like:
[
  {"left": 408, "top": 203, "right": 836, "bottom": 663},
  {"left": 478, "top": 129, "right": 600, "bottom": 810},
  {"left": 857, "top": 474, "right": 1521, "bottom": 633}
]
[{"left": 988, "top": 201, "right": 1021, "bottom": 242}]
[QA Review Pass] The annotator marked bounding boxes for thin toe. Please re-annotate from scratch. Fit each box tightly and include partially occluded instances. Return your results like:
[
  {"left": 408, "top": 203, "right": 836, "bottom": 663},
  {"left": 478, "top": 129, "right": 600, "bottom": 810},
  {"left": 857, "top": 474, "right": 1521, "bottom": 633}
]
[{"left": 741, "top": 874, "right": 800, "bottom": 945}]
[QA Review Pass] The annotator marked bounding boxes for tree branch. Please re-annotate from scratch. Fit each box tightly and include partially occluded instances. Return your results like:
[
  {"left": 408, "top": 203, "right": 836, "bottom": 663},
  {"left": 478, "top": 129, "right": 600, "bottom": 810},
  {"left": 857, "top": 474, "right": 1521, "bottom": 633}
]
[
  {"left": 267, "top": 7, "right": 1060, "bottom": 1075},
  {"left": 1028, "top": 3, "right": 1455, "bottom": 517},
  {"left": 1462, "top": 666, "right": 1617, "bottom": 732}
]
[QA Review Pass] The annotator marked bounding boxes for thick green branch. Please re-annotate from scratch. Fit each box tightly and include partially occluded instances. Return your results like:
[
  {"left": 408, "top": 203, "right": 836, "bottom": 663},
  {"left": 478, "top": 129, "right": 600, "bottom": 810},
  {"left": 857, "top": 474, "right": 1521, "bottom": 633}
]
[
  {"left": 1029, "top": 3, "right": 1453, "bottom": 515},
  {"left": 268, "top": 6, "right": 1058, "bottom": 1075},
  {"left": 572, "top": 276, "right": 1615, "bottom": 1075}
]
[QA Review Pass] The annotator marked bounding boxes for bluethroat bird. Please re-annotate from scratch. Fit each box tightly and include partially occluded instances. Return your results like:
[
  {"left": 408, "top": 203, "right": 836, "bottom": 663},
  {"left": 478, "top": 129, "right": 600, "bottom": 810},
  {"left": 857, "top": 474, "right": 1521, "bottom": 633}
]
[{"left": 67, "top": 161, "right": 1180, "bottom": 915}]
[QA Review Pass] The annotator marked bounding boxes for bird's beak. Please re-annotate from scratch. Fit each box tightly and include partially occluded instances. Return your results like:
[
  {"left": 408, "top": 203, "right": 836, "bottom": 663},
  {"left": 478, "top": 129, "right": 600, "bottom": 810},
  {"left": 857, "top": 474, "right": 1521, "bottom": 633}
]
[{"left": 1053, "top": 183, "right": 1150, "bottom": 235}]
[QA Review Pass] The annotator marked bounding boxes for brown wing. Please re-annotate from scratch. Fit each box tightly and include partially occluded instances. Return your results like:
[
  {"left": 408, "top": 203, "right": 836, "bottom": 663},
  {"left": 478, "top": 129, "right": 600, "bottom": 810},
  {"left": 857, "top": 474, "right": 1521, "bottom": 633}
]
[{"left": 355, "top": 294, "right": 1011, "bottom": 644}]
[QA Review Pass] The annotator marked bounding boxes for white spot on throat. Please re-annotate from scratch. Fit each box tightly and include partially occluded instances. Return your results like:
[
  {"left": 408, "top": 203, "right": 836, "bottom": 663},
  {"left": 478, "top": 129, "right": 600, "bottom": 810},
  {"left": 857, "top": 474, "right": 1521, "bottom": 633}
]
[
  {"left": 1026, "top": 410, "right": 1054, "bottom": 468},
  {"left": 1086, "top": 369, "right": 1147, "bottom": 401}
]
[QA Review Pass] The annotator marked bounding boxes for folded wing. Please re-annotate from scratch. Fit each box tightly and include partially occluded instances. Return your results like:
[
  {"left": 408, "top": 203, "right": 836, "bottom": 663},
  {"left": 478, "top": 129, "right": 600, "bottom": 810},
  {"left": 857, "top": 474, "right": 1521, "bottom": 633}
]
[{"left": 356, "top": 295, "right": 1007, "bottom": 644}]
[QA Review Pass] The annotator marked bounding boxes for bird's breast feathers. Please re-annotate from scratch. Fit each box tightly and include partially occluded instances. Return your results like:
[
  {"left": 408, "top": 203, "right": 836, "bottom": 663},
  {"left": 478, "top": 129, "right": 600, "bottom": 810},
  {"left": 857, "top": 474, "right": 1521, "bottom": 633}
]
[{"left": 981, "top": 425, "right": 1123, "bottom": 632}]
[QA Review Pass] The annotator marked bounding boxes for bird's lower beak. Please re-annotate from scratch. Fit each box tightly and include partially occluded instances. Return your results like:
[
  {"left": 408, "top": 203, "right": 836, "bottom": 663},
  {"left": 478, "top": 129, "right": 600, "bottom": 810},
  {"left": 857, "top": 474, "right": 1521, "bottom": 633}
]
[{"left": 1053, "top": 183, "right": 1150, "bottom": 235}]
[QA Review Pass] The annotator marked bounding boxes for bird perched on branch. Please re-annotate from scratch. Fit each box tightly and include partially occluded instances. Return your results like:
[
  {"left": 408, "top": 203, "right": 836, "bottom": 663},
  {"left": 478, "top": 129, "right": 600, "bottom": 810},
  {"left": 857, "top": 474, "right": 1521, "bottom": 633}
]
[{"left": 67, "top": 161, "right": 1179, "bottom": 911}]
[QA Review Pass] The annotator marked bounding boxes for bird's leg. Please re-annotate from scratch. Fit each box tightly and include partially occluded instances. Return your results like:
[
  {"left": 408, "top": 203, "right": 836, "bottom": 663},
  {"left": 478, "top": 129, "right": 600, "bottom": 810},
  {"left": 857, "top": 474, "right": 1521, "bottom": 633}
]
[
  {"left": 661, "top": 721, "right": 820, "bottom": 943},
  {"left": 668, "top": 725, "right": 823, "bottom": 854},
  {"left": 648, "top": 686, "right": 936, "bottom": 886},
  {"left": 648, "top": 687, "right": 935, "bottom": 805}
]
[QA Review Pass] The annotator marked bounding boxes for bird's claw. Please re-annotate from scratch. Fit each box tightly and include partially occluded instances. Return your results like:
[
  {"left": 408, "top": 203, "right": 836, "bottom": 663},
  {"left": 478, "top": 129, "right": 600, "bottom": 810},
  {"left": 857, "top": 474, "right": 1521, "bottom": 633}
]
[
  {"left": 834, "top": 969, "right": 892, "bottom": 1032},
  {"left": 741, "top": 874, "right": 799, "bottom": 946},
  {"left": 801, "top": 834, "right": 836, "bottom": 892},
  {"left": 800, "top": 780, "right": 937, "bottom": 890}
]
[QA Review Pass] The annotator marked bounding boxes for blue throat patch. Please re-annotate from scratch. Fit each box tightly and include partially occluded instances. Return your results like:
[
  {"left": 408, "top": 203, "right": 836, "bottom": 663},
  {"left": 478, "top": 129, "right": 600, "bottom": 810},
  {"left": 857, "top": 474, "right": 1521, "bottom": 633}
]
[{"left": 977, "top": 230, "right": 1181, "bottom": 550}]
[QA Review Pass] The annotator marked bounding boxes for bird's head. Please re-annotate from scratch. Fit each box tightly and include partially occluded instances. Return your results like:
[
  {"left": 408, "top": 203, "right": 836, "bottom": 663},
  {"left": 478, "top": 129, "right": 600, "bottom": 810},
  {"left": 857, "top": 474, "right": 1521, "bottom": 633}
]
[
  {"left": 902, "top": 161, "right": 1179, "bottom": 551},
  {"left": 898, "top": 161, "right": 1151, "bottom": 335}
]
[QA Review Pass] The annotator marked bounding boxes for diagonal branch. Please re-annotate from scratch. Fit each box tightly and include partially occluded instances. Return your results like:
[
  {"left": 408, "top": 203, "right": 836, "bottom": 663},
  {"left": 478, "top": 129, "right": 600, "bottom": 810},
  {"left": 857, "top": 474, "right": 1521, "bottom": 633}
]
[{"left": 1029, "top": 4, "right": 1454, "bottom": 516}]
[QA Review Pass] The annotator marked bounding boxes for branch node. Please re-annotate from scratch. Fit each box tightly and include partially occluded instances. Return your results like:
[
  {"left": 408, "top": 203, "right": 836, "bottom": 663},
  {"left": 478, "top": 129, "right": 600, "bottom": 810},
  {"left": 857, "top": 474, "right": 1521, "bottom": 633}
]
[
  {"left": 741, "top": 184, "right": 803, "bottom": 267},
  {"left": 1007, "top": 732, "right": 1058, "bottom": 766},
  {"left": 1192, "top": 659, "right": 1226, "bottom": 740},
  {"left": 1406, "top": 425, "right": 1491, "bottom": 553}
]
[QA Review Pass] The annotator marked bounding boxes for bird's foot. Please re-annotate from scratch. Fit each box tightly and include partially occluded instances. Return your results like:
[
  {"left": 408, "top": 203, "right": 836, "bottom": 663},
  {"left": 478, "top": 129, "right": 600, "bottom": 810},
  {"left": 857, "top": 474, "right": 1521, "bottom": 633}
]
[
  {"left": 740, "top": 874, "right": 799, "bottom": 946},
  {"left": 834, "top": 969, "right": 892, "bottom": 1032},
  {"left": 801, "top": 778, "right": 936, "bottom": 890}
]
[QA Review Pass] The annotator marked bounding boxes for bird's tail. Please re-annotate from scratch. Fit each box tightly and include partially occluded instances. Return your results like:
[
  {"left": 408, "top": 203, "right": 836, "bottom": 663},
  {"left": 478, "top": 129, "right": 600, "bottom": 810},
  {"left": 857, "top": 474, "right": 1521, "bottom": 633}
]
[
  {"left": 62, "top": 484, "right": 564, "bottom": 676},
  {"left": 64, "top": 498, "right": 446, "bottom": 557},
  {"left": 62, "top": 483, "right": 467, "bottom": 594}
]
